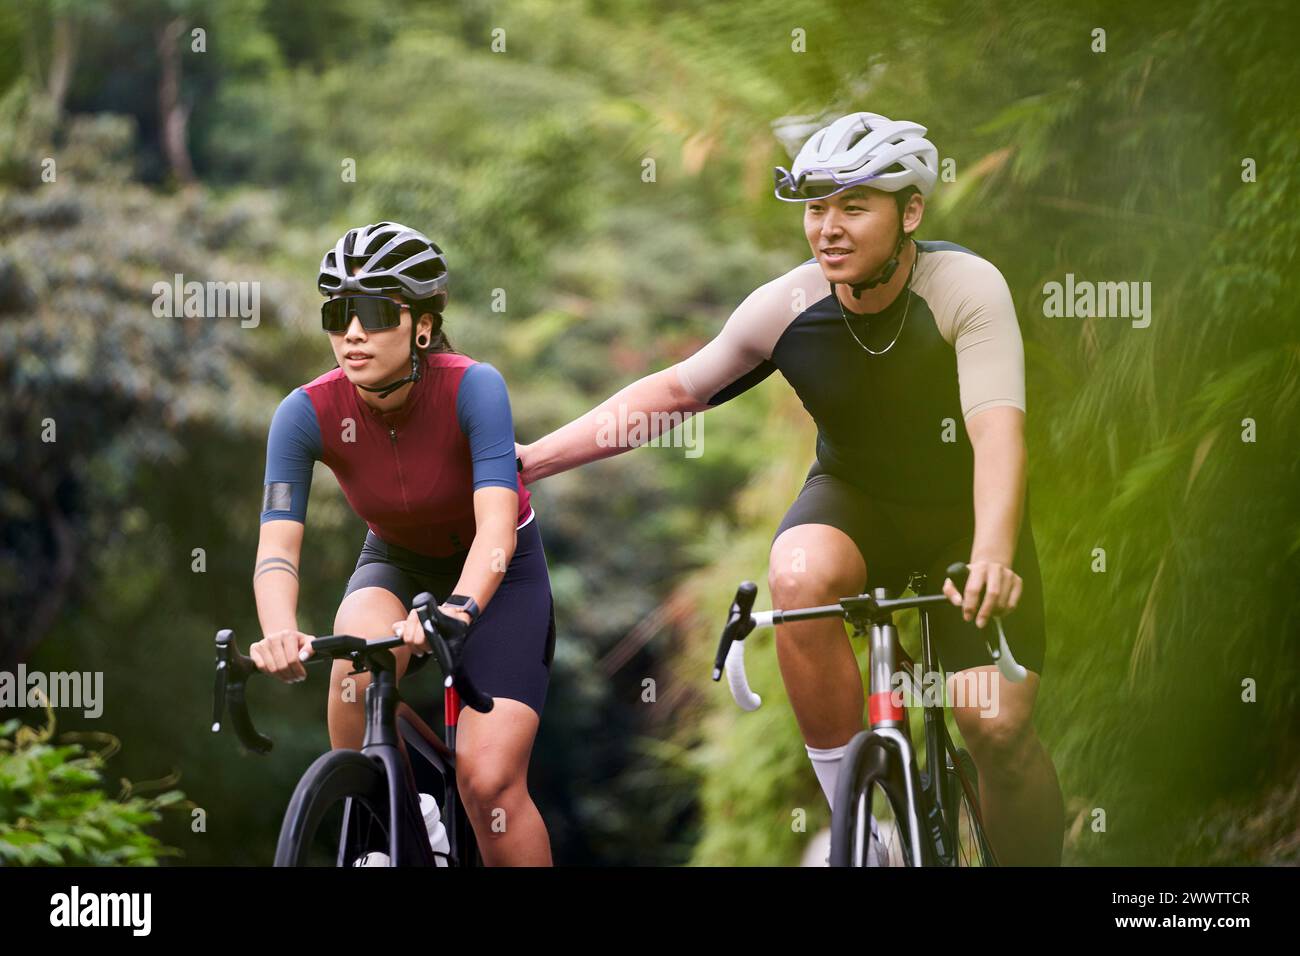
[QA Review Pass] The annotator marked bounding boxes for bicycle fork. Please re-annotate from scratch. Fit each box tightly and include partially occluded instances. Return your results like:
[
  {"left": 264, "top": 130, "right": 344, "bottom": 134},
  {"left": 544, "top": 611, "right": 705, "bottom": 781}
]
[{"left": 861, "top": 593, "right": 929, "bottom": 866}]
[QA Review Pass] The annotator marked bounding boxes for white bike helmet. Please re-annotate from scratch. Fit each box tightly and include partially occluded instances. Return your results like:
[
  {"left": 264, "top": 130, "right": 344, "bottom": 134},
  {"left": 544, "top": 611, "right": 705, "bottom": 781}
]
[{"left": 774, "top": 112, "right": 938, "bottom": 201}]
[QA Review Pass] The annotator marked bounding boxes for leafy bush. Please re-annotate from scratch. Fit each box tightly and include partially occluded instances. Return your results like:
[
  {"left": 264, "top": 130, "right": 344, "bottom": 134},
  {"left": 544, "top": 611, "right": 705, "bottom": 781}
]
[{"left": 0, "top": 707, "right": 185, "bottom": 866}]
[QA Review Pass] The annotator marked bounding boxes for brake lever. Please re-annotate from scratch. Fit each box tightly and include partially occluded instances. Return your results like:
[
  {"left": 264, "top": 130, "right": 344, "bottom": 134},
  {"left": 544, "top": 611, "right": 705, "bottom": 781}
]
[
  {"left": 412, "top": 593, "right": 495, "bottom": 713},
  {"left": 212, "top": 629, "right": 273, "bottom": 755},
  {"left": 712, "top": 582, "right": 758, "bottom": 681},
  {"left": 944, "top": 561, "right": 1027, "bottom": 683}
]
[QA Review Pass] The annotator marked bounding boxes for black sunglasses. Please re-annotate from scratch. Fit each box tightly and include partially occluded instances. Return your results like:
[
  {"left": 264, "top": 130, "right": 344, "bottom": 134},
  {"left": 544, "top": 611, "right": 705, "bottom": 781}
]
[{"left": 320, "top": 295, "right": 408, "bottom": 333}]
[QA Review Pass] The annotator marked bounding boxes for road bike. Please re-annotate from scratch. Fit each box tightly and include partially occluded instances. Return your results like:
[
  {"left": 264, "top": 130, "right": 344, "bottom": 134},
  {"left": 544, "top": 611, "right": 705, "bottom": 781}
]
[
  {"left": 212, "top": 592, "right": 490, "bottom": 866},
  {"left": 711, "top": 562, "right": 1027, "bottom": 867}
]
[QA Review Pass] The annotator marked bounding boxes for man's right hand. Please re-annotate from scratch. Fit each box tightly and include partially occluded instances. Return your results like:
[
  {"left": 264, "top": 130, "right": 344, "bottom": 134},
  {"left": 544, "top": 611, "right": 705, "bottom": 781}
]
[{"left": 250, "top": 629, "right": 315, "bottom": 683}]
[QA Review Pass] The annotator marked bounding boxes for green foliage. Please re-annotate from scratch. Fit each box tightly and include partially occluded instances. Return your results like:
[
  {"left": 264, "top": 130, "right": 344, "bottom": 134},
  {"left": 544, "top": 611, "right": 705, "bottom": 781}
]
[
  {"left": 0, "top": 711, "right": 184, "bottom": 865},
  {"left": 0, "top": 80, "right": 56, "bottom": 189},
  {"left": 4, "top": 0, "right": 1296, "bottom": 866}
]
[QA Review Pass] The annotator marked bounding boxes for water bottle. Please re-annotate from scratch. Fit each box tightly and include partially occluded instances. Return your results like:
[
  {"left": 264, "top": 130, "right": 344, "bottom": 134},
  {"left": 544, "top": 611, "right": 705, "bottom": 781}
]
[{"left": 420, "top": 792, "right": 451, "bottom": 866}]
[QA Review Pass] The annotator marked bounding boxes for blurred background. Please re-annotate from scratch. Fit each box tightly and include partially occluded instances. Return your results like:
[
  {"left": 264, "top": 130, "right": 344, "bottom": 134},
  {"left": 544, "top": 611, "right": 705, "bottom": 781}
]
[{"left": 1, "top": 0, "right": 1297, "bottom": 865}]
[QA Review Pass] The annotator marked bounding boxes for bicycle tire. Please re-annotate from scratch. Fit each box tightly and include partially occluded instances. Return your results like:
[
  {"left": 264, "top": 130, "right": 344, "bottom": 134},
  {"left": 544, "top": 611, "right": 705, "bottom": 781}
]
[
  {"left": 941, "top": 746, "right": 997, "bottom": 866},
  {"left": 830, "top": 732, "right": 917, "bottom": 867},
  {"left": 274, "top": 749, "right": 393, "bottom": 866}
]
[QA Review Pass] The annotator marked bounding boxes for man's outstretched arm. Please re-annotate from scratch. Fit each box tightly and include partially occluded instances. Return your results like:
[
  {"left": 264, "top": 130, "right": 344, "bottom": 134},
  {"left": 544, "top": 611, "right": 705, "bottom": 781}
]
[
  {"left": 517, "top": 268, "right": 806, "bottom": 483},
  {"left": 518, "top": 366, "right": 711, "bottom": 483}
]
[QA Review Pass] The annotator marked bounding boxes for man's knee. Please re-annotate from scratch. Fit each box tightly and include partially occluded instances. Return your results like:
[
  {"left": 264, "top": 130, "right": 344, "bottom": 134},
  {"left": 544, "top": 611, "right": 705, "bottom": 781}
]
[
  {"left": 952, "top": 699, "right": 1037, "bottom": 780},
  {"left": 769, "top": 536, "right": 863, "bottom": 606}
]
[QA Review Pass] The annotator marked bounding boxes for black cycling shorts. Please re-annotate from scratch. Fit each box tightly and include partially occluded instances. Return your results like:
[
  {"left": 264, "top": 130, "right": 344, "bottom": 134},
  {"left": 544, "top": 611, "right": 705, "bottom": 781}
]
[
  {"left": 342, "top": 515, "right": 557, "bottom": 716},
  {"left": 773, "top": 462, "right": 1046, "bottom": 676}
]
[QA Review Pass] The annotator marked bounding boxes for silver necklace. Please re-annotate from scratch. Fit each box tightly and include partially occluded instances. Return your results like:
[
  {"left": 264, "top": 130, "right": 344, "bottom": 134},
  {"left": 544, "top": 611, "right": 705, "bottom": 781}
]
[{"left": 835, "top": 251, "right": 917, "bottom": 357}]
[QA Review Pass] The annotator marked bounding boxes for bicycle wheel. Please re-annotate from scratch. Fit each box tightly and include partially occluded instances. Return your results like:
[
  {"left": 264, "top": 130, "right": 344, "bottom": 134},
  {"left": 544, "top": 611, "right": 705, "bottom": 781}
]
[
  {"left": 275, "top": 750, "right": 392, "bottom": 866},
  {"left": 830, "top": 732, "right": 917, "bottom": 867},
  {"left": 941, "top": 747, "right": 997, "bottom": 866}
]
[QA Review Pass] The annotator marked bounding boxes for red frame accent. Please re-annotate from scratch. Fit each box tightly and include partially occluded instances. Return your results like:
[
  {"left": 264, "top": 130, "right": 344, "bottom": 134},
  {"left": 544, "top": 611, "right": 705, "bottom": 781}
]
[
  {"left": 444, "top": 686, "right": 462, "bottom": 727},
  {"left": 868, "top": 690, "right": 904, "bottom": 726}
]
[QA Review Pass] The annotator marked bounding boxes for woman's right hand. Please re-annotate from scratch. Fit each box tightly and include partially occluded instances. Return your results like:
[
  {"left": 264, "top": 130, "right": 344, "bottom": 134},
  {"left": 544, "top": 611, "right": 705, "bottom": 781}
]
[{"left": 249, "top": 629, "right": 315, "bottom": 683}]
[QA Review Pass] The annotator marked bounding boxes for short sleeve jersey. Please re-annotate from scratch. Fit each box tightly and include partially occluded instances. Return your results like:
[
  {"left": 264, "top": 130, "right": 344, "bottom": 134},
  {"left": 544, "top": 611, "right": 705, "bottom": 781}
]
[
  {"left": 675, "top": 240, "right": 1025, "bottom": 503},
  {"left": 261, "top": 351, "right": 532, "bottom": 557}
]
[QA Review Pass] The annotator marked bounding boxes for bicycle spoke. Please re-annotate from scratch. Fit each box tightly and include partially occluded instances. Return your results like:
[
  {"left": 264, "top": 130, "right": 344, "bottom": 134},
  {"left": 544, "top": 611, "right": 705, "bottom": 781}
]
[
  {"left": 857, "top": 784, "right": 906, "bottom": 867},
  {"left": 945, "top": 749, "right": 994, "bottom": 867}
]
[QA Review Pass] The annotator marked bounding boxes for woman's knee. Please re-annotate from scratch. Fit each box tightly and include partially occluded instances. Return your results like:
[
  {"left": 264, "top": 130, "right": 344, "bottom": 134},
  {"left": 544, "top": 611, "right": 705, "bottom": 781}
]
[
  {"left": 334, "top": 585, "right": 406, "bottom": 636},
  {"left": 457, "top": 755, "right": 521, "bottom": 816}
]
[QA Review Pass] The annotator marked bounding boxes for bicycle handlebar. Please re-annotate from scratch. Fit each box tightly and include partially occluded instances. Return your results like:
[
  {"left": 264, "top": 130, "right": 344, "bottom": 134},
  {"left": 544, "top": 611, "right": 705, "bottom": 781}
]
[
  {"left": 711, "top": 562, "right": 1028, "bottom": 712},
  {"left": 211, "top": 594, "right": 493, "bottom": 754}
]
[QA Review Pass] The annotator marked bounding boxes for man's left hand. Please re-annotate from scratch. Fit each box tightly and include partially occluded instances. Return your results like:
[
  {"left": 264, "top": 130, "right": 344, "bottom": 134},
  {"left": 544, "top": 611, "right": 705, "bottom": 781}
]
[{"left": 942, "top": 560, "right": 1022, "bottom": 628}]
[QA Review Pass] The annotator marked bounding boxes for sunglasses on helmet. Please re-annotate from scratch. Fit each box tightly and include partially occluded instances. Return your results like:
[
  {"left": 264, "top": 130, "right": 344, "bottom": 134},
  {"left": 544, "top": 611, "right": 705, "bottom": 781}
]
[
  {"left": 772, "top": 166, "right": 882, "bottom": 202},
  {"left": 320, "top": 295, "right": 408, "bottom": 333}
]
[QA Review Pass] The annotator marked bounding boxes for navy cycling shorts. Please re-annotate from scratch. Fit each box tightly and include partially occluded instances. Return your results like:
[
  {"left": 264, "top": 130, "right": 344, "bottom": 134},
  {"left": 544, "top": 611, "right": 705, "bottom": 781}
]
[
  {"left": 342, "top": 515, "right": 556, "bottom": 716},
  {"left": 773, "top": 462, "right": 1047, "bottom": 676}
]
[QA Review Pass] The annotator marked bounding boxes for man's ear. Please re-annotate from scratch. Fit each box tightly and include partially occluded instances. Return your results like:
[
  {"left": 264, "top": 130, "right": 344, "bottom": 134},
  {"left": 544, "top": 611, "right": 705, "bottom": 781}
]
[{"left": 904, "top": 192, "right": 925, "bottom": 235}]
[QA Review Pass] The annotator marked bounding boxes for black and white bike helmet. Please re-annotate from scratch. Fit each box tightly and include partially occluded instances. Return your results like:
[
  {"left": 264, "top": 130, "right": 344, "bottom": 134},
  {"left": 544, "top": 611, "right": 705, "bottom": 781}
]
[
  {"left": 318, "top": 221, "right": 449, "bottom": 312},
  {"left": 317, "top": 221, "right": 449, "bottom": 398}
]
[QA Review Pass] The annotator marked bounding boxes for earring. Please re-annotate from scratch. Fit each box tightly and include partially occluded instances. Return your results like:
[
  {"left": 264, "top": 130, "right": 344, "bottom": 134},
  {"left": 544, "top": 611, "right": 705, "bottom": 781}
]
[{"left": 417, "top": 335, "right": 430, "bottom": 348}]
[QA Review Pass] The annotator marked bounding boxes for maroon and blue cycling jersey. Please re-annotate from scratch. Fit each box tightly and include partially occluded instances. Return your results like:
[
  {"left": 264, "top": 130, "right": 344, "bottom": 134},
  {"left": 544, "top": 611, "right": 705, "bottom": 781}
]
[{"left": 261, "top": 351, "right": 532, "bottom": 557}]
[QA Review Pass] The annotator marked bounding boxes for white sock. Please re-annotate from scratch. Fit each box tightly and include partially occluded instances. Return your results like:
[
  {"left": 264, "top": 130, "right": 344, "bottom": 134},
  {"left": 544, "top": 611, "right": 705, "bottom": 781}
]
[{"left": 806, "top": 743, "right": 848, "bottom": 812}]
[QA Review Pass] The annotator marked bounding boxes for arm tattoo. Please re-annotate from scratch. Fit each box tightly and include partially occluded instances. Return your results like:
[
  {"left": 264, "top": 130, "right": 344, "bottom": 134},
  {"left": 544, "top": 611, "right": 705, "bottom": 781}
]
[{"left": 255, "top": 556, "right": 299, "bottom": 581}]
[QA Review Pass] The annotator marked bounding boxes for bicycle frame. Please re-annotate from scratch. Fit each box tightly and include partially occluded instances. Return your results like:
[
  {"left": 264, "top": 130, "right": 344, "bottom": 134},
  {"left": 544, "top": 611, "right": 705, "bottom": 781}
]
[
  {"left": 213, "top": 593, "right": 491, "bottom": 867},
  {"left": 852, "top": 579, "right": 975, "bottom": 866},
  {"left": 712, "top": 562, "right": 1012, "bottom": 866},
  {"left": 397, "top": 683, "right": 475, "bottom": 866},
  {"left": 349, "top": 655, "right": 439, "bottom": 866}
]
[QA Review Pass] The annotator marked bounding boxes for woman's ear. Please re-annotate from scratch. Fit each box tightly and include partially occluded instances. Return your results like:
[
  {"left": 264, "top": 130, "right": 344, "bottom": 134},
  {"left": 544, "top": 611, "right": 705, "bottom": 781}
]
[{"left": 415, "top": 311, "right": 440, "bottom": 347}]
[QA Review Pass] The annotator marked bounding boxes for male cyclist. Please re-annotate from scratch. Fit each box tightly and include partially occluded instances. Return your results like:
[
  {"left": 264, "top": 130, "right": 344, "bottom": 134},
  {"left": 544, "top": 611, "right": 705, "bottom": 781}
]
[{"left": 518, "top": 113, "right": 1064, "bottom": 865}]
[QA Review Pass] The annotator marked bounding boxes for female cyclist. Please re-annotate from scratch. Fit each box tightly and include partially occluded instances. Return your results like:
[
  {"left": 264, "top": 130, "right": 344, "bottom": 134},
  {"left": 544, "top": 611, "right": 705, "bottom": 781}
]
[{"left": 249, "top": 221, "right": 556, "bottom": 866}]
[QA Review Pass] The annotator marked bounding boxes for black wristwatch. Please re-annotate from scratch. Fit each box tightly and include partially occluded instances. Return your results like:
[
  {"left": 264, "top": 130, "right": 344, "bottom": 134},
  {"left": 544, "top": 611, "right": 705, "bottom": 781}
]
[{"left": 443, "top": 593, "right": 480, "bottom": 623}]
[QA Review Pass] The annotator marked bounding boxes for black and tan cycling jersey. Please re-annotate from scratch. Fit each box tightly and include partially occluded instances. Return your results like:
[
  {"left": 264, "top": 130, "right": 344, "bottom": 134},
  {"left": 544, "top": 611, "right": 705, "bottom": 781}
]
[{"left": 675, "top": 240, "right": 1025, "bottom": 504}]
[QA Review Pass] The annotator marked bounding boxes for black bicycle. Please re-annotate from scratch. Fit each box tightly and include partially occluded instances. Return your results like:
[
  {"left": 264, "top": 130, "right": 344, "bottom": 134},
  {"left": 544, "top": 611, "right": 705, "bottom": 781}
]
[
  {"left": 212, "top": 592, "right": 490, "bottom": 866},
  {"left": 711, "top": 562, "right": 1027, "bottom": 867}
]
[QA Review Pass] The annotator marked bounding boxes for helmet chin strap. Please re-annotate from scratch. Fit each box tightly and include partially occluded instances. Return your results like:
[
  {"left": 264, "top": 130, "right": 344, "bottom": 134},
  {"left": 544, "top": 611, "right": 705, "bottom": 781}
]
[
  {"left": 848, "top": 228, "right": 910, "bottom": 299},
  {"left": 355, "top": 331, "right": 424, "bottom": 400}
]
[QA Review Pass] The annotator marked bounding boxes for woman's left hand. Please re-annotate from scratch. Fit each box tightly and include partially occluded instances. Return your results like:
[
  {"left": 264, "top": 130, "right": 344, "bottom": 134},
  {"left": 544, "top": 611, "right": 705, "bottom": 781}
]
[
  {"left": 394, "top": 607, "right": 428, "bottom": 656},
  {"left": 942, "top": 560, "right": 1023, "bottom": 628},
  {"left": 438, "top": 604, "right": 472, "bottom": 626},
  {"left": 394, "top": 604, "right": 473, "bottom": 657}
]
